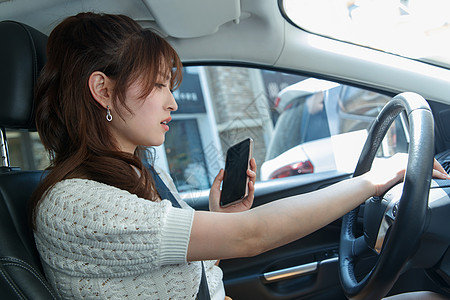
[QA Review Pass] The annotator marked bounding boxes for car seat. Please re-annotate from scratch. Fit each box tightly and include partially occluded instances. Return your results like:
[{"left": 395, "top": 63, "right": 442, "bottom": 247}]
[{"left": 0, "top": 21, "right": 57, "bottom": 299}]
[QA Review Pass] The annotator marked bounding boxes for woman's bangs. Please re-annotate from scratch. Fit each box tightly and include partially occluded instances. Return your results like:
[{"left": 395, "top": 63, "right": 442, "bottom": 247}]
[
  {"left": 160, "top": 49, "right": 182, "bottom": 91},
  {"left": 129, "top": 30, "right": 182, "bottom": 98}
]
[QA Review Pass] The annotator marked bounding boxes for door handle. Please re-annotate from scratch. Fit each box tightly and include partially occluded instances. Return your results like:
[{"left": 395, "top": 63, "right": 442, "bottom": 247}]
[{"left": 262, "top": 257, "right": 338, "bottom": 282}]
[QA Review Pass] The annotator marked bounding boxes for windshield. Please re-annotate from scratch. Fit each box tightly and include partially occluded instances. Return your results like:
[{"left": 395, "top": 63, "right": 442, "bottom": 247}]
[{"left": 282, "top": 0, "right": 450, "bottom": 69}]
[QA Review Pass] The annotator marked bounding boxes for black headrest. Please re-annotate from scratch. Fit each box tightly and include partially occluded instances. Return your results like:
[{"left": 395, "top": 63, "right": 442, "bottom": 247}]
[{"left": 0, "top": 21, "right": 47, "bottom": 130}]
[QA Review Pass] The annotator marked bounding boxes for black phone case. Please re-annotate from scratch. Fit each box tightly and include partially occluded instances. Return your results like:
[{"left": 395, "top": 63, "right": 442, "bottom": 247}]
[{"left": 220, "top": 138, "right": 253, "bottom": 207}]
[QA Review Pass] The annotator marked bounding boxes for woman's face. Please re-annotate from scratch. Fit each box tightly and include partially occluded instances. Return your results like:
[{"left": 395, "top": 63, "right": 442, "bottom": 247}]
[{"left": 109, "top": 74, "right": 178, "bottom": 154}]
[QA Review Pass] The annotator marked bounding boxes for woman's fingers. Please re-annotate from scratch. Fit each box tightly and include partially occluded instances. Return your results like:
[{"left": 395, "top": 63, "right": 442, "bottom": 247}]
[
  {"left": 433, "top": 159, "right": 449, "bottom": 179},
  {"left": 209, "top": 169, "right": 224, "bottom": 211},
  {"left": 212, "top": 168, "right": 224, "bottom": 189},
  {"left": 433, "top": 169, "right": 450, "bottom": 179}
]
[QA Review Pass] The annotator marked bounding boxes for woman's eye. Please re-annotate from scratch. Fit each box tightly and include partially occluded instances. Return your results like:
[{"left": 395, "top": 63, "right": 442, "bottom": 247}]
[{"left": 156, "top": 83, "right": 167, "bottom": 88}]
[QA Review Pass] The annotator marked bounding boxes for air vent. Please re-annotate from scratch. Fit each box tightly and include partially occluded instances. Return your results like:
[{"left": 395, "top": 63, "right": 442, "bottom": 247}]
[{"left": 442, "top": 161, "right": 450, "bottom": 174}]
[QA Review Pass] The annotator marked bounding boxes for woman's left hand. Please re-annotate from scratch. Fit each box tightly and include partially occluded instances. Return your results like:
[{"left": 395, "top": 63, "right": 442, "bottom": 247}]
[{"left": 209, "top": 158, "right": 257, "bottom": 213}]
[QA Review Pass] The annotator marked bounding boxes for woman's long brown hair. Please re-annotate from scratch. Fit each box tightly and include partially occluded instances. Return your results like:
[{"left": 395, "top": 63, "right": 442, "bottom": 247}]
[{"left": 29, "top": 12, "right": 182, "bottom": 228}]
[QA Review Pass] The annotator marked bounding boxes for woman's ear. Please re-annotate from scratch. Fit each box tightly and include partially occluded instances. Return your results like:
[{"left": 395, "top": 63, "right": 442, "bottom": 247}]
[{"left": 88, "top": 71, "right": 113, "bottom": 109}]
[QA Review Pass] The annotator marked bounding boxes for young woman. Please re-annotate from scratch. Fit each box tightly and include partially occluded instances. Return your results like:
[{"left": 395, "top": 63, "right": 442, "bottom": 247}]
[{"left": 30, "top": 12, "right": 449, "bottom": 299}]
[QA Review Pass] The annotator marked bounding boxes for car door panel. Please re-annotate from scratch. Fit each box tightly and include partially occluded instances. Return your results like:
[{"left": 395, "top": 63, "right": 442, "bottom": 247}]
[{"left": 220, "top": 222, "right": 345, "bottom": 300}]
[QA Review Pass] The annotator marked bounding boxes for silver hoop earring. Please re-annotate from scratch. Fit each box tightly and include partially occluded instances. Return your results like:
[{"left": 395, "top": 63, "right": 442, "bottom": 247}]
[{"left": 106, "top": 105, "right": 112, "bottom": 122}]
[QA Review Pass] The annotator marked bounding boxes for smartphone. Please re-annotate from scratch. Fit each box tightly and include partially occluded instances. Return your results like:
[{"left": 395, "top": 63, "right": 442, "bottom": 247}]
[{"left": 220, "top": 138, "right": 253, "bottom": 207}]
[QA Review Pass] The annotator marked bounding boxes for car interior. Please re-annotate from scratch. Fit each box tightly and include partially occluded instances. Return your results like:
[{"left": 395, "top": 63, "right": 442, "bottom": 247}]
[{"left": 1, "top": 0, "right": 450, "bottom": 299}]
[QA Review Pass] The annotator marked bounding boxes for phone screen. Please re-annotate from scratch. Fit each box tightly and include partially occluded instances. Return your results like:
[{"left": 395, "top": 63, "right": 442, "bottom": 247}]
[{"left": 220, "top": 138, "right": 253, "bottom": 207}]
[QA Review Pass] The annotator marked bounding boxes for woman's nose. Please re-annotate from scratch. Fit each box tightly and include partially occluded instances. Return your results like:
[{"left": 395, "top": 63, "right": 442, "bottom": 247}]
[{"left": 167, "top": 92, "right": 178, "bottom": 112}]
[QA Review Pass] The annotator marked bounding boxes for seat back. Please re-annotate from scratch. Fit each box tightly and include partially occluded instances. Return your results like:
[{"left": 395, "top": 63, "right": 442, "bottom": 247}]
[
  {"left": 0, "top": 171, "right": 56, "bottom": 299},
  {"left": 0, "top": 21, "right": 57, "bottom": 299}
]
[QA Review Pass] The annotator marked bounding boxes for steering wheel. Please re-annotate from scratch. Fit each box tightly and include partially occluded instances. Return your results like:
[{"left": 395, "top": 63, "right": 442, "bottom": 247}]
[{"left": 339, "top": 92, "right": 435, "bottom": 300}]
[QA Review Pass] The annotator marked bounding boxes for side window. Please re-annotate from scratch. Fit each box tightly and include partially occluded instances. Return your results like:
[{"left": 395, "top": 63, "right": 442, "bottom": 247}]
[
  {"left": 5, "top": 66, "right": 407, "bottom": 193},
  {"left": 5, "top": 130, "right": 49, "bottom": 170},
  {"left": 156, "top": 66, "right": 407, "bottom": 194}
]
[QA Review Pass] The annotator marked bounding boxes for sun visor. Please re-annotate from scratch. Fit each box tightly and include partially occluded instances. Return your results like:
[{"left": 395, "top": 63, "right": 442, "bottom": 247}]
[{"left": 142, "top": 0, "right": 241, "bottom": 38}]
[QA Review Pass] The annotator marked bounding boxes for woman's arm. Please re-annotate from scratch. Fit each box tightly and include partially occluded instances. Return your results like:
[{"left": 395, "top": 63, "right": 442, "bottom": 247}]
[
  {"left": 188, "top": 174, "right": 373, "bottom": 261},
  {"left": 187, "top": 154, "right": 449, "bottom": 262}
]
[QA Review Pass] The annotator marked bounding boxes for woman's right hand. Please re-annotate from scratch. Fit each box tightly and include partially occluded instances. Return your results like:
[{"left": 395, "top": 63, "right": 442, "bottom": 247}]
[{"left": 363, "top": 153, "right": 449, "bottom": 197}]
